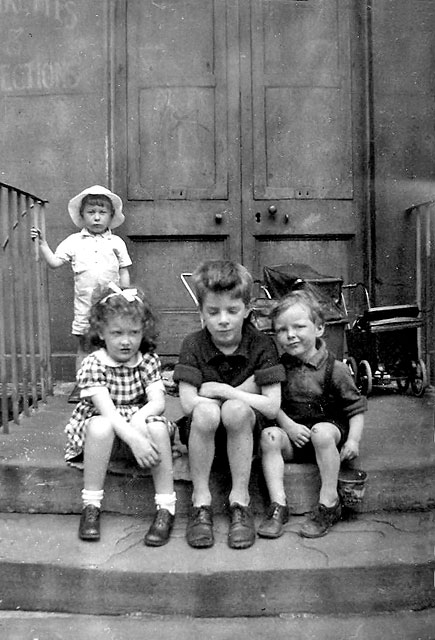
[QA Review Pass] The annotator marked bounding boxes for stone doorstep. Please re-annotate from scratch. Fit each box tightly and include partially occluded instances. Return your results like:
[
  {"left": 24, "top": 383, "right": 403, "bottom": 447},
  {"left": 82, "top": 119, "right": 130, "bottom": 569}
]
[
  {"left": 0, "top": 390, "right": 434, "bottom": 516},
  {"left": 0, "top": 510, "right": 433, "bottom": 618},
  {"left": 1, "top": 454, "right": 435, "bottom": 517},
  {"left": 1, "top": 609, "right": 435, "bottom": 640}
]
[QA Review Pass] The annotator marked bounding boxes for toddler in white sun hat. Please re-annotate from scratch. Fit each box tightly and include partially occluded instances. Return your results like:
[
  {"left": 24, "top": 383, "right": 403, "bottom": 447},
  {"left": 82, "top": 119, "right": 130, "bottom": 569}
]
[{"left": 31, "top": 185, "right": 132, "bottom": 401}]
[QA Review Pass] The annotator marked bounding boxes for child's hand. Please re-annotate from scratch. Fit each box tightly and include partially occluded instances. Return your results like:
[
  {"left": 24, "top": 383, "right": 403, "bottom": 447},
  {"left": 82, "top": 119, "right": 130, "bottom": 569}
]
[
  {"left": 340, "top": 438, "right": 360, "bottom": 462},
  {"left": 287, "top": 422, "right": 311, "bottom": 448},
  {"left": 199, "top": 381, "right": 230, "bottom": 400},
  {"left": 30, "top": 227, "right": 44, "bottom": 242},
  {"left": 129, "top": 433, "right": 161, "bottom": 468}
]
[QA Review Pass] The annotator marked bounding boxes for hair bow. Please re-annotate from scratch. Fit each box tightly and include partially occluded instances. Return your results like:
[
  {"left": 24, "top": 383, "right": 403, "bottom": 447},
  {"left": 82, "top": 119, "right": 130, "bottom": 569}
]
[{"left": 103, "top": 282, "right": 139, "bottom": 303}]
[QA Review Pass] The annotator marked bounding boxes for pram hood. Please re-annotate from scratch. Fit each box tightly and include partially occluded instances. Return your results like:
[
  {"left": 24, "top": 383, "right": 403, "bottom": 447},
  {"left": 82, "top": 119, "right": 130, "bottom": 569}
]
[{"left": 263, "top": 263, "right": 346, "bottom": 323}]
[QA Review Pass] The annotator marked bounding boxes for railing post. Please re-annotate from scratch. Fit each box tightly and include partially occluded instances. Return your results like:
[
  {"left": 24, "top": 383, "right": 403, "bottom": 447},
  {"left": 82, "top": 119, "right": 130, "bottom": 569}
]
[
  {"left": 0, "top": 186, "right": 9, "bottom": 432},
  {"left": 0, "top": 182, "right": 50, "bottom": 432}
]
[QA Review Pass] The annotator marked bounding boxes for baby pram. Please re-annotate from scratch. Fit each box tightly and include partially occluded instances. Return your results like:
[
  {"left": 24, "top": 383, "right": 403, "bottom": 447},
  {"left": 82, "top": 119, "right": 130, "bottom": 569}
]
[
  {"left": 343, "top": 283, "right": 427, "bottom": 396},
  {"left": 251, "top": 263, "right": 349, "bottom": 359}
]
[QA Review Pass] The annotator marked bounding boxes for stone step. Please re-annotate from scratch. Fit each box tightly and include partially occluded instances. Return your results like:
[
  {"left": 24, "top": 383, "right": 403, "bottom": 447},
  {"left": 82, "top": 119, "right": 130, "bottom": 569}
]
[
  {"left": 0, "top": 510, "right": 433, "bottom": 618},
  {"left": 0, "top": 390, "right": 434, "bottom": 516},
  {"left": 1, "top": 608, "right": 435, "bottom": 640}
]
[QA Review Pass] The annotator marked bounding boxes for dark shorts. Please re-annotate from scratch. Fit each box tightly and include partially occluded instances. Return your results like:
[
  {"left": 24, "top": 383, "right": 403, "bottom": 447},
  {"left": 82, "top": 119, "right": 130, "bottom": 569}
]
[
  {"left": 176, "top": 410, "right": 272, "bottom": 463},
  {"left": 286, "top": 418, "right": 346, "bottom": 464}
]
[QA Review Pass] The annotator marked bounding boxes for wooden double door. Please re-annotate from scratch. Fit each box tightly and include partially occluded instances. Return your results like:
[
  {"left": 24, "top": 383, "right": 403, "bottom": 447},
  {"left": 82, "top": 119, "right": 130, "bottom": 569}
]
[{"left": 114, "top": 0, "right": 366, "bottom": 355}]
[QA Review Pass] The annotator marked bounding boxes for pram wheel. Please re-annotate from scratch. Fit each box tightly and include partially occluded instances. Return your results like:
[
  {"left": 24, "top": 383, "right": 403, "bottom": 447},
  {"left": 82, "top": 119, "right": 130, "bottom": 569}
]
[
  {"left": 345, "top": 357, "right": 358, "bottom": 381},
  {"left": 357, "top": 360, "right": 372, "bottom": 396},
  {"left": 410, "top": 359, "right": 428, "bottom": 397}
]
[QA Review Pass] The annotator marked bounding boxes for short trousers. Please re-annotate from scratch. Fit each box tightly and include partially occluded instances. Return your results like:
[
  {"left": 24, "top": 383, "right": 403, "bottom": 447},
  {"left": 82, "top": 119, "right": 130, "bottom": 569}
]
[
  {"left": 285, "top": 418, "right": 346, "bottom": 464},
  {"left": 176, "top": 410, "right": 273, "bottom": 465}
]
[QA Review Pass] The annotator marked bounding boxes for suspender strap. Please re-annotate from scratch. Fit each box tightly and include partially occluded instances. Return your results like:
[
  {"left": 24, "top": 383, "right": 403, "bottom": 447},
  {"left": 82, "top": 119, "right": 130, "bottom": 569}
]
[{"left": 322, "top": 352, "right": 336, "bottom": 398}]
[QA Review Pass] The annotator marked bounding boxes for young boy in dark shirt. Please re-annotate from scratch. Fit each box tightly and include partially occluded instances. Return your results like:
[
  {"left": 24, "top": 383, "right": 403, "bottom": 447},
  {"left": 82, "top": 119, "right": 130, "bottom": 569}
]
[
  {"left": 258, "top": 289, "right": 366, "bottom": 539},
  {"left": 173, "top": 260, "right": 285, "bottom": 549}
]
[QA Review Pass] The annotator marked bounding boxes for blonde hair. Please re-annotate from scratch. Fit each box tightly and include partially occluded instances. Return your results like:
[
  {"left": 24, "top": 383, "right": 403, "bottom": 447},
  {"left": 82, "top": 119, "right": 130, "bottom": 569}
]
[{"left": 271, "top": 287, "right": 325, "bottom": 328}]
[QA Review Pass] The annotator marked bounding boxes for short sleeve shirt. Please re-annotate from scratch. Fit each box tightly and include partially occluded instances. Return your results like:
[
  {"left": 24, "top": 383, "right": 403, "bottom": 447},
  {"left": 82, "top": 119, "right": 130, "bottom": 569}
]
[
  {"left": 55, "top": 228, "right": 132, "bottom": 334},
  {"left": 173, "top": 322, "right": 286, "bottom": 389},
  {"left": 280, "top": 339, "right": 367, "bottom": 428}
]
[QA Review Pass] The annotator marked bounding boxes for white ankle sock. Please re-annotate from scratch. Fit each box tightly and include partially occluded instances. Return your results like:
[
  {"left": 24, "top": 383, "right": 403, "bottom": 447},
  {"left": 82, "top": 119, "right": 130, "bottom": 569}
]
[
  {"left": 155, "top": 492, "right": 177, "bottom": 515},
  {"left": 82, "top": 489, "right": 104, "bottom": 508}
]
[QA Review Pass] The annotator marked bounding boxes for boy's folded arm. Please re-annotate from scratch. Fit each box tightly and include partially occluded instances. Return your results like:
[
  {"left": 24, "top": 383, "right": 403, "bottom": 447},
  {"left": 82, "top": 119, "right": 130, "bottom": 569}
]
[
  {"left": 178, "top": 381, "right": 219, "bottom": 414},
  {"left": 199, "top": 381, "right": 281, "bottom": 419}
]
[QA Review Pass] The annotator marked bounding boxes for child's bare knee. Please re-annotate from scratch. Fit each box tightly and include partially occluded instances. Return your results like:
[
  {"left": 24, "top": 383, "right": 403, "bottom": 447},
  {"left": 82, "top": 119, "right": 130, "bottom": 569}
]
[
  {"left": 87, "top": 416, "right": 113, "bottom": 439},
  {"left": 145, "top": 418, "right": 168, "bottom": 439},
  {"left": 260, "top": 426, "right": 282, "bottom": 452},
  {"left": 221, "top": 399, "right": 253, "bottom": 424},
  {"left": 192, "top": 401, "right": 220, "bottom": 424},
  {"left": 311, "top": 423, "right": 336, "bottom": 448}
]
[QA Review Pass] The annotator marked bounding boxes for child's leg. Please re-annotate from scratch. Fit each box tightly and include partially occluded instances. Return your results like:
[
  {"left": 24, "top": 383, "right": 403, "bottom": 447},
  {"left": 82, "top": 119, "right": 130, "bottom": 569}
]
[
  {"left": 310, "top": 422, "right": 341, "bottom": 507},
  {"left": 69, "top": 335, "right": 89, "bottom": 403},
  {"left": 141, "top": 418, "right": 176, "bottom": 547},
  {"left": 76, "top": 335, "right": 89, "bottom": 372},
  {"left": 144, "top": 418, "right": 175, "bottom": 501},
  {"left": 221, "top": 399, "right": 256, "bottom": 549},
  {"left": 299, "top": 422, "right": 342, "bottom": 539},
  {"left": 185, "top": 402, "right": 220, "bottom": 548},
  {"left": 221, "top": 399, "right": 256, "bottom": 506},
  {"left": 83, "top": 416, "right": 115, "bottom": 490},
  {"left": 79, "top": 416, "right": 115, "bottom": 541},
  {"left": 188, "top": 402, "right": 221, "bottom": 507},
  {"left": 260, "top": 426, "right": 293, "bottom": 505}
]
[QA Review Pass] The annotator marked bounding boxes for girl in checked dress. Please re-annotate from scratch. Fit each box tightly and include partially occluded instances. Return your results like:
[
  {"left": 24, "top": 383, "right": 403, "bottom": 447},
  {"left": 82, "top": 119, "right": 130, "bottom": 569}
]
[{"left": 65, "top": 283, "right": 176, "bottom": 546}]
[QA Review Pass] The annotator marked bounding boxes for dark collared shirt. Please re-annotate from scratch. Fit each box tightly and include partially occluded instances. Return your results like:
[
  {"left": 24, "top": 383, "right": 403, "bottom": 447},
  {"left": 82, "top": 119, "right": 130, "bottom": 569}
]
[
  {"left": 280, "top": 339, "right": 367, "bottom": 428},
  {"left": 173, "top": 322, "right": 286, "bottom": 389}
]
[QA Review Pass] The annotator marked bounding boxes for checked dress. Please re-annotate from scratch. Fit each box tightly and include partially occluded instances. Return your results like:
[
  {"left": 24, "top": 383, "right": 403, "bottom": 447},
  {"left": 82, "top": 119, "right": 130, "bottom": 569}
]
[{"left": 65, "top": 349, "right": 174, "bottom": 463}]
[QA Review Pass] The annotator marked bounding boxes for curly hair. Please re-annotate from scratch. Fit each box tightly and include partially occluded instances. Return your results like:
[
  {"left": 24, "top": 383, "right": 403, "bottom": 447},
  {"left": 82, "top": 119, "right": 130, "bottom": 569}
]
[
  {"left": 88, "top": 285, "right": 158, "bottom": 353},
  {"left": 192, "top": 259, "right": 253, "bottom": 308}
]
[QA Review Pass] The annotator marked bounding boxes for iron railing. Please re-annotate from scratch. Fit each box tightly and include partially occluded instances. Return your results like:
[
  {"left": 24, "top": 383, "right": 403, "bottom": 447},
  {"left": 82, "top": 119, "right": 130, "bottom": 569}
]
[{"left": 0, "top": 182, "right": 52, "bottom": 433}]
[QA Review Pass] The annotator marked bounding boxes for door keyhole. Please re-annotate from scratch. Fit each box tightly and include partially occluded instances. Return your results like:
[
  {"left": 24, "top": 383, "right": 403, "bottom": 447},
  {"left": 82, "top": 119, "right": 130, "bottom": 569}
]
[{"left": 255, "top": 211, "right": 261, "bottom": 223}]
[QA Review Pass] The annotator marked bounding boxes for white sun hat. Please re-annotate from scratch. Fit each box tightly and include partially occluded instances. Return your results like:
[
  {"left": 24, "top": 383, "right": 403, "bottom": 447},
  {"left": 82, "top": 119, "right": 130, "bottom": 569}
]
[{"left": 68, "top": 185, "right": 124, "bottom": 229}]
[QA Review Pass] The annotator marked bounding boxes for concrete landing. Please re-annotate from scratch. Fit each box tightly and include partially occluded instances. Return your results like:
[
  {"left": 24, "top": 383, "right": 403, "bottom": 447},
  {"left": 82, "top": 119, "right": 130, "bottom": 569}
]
[
  {"left": 0, "top": 510, "right": 434, "bottom": 617},
  {"left": 0, "top": 385, "right": 434, "bottom": 516}
]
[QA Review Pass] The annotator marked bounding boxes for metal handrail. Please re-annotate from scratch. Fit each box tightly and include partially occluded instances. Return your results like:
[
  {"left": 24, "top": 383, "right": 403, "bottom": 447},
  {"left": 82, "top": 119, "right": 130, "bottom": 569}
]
[{"left": 0, "top": 182, "right": 52, "bottom": 432}]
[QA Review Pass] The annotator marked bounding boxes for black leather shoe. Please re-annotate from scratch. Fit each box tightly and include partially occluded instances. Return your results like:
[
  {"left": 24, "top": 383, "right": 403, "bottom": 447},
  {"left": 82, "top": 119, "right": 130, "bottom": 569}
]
[
  {"left": 79, "top": 505, "right": 101, "bottom": 541},
  {"left": 144, "top": 509, "right": 174, "bottom": 547},
  {"left": 257, "top": 502, "right": 289, "bottom": 539},
  {"left": 228, "top": 503, "right": 256, "bottom": 549},
  {"left": 300, "top": 499, "right": 342, "bottom": 538},
  {"left": 186, "top": 505, "right": 214, "bottom": 548}
]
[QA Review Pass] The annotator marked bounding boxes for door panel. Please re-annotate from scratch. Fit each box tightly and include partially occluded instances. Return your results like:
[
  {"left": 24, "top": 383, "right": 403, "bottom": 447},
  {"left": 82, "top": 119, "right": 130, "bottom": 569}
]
[
  {"left": 117, "top": 0, "right": 241, "bottom": 354},
  {"left": 251, "top": 0, "right": 352, "bottom": 200},
  {"left": 127, "top": 0, "right": 230, "bottom": 201},
  {"left": 241, "top": 0, "right": 358, "bottom": 283}
]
